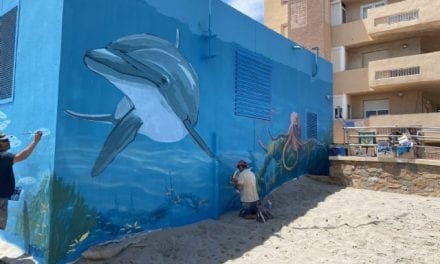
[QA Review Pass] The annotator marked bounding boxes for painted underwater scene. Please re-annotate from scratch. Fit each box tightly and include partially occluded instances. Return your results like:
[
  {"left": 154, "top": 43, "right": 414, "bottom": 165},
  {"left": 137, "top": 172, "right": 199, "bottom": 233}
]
[
  {"left": 50, "top": 10, "right": 331, "bottom": 262},
  {"left": 50, "top": 124, "right": 328, "bottom": 262},
  {"left": 13, "top": 169, "right": 210, "bottom": 263}
]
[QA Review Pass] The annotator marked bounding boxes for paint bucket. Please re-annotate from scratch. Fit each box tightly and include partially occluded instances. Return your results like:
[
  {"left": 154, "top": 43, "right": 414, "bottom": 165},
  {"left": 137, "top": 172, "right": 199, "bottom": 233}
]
[
  {"left": 330, "top": 144, "right": 347, "bottom": 156},
  {"left": 334, "top": 147, "right": 347, "bottom": 156}
]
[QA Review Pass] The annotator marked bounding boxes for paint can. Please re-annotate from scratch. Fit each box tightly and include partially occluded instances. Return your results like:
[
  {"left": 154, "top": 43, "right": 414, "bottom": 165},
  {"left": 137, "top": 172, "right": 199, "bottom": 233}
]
[{"left": 334, "top": 146, "right": 347, "bottom": 156}]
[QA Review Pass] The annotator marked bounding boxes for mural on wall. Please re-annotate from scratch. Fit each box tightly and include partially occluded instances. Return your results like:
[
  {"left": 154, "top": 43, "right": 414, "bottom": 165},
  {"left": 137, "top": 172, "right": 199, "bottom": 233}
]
[
  {"left": 0, "top": 111, "right": 52, "bottom": 260},
  {"left": 257, "top": 112, "right": 327, "bottom": 192},
  {"left": 41, "top": 175, "right": 208, "bottom": 263},
  {"left": 57, "top": 33, "right": 330, "bottom": 262},
  {"left": 65, "top": 33, "right": 215, "bottom": 176}
]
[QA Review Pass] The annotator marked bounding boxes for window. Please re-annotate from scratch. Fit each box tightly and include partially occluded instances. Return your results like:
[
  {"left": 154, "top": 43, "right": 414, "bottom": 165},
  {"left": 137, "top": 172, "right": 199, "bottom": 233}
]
[
  {"left": 347, "top": 104, "right": 352, "bottom": 119},
  {"left": 235, "top": 49, "right": 272, "bottom": 120},
  {"left": 360, "top": 1, "right": 387, "bottom": 19},
  {"left": 0, "top": 6, "right": 18, "bottom": 104},
  {"left": 330, "top": 0, "right": 346, "bottom": 26},
  {"left": 364, "top": 99, "right": 389, "bottom": 118},
  {"left": 342, "top": 4, "right": 347, "bottom": 23},
  {"left": 365, "top": 110, "right": 389, "bottom": 118},
  {"left": 334, "top": 106, "right": 343, "bottom": 119}
]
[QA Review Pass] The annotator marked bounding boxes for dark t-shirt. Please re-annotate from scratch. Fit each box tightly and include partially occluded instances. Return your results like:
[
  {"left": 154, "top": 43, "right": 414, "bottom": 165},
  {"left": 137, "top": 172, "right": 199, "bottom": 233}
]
[{"left": 0, "top": 151, "right": 15, "bottom": 198}]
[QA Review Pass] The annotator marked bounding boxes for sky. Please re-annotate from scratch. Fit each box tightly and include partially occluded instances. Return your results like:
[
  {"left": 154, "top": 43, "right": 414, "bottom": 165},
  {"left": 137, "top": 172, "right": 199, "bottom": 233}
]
[{"left": 221, "top": 0, "right": 264, "bottom": 23}]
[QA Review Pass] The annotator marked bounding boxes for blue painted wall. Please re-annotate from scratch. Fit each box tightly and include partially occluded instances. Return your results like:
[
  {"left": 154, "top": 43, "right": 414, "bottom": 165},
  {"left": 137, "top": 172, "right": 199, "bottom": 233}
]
[
  {"left": 0, "top": 0, "right": 63, "bottom": 262},
  {"left": 1, "top": 0, "right": 332, "bottom": 263}
]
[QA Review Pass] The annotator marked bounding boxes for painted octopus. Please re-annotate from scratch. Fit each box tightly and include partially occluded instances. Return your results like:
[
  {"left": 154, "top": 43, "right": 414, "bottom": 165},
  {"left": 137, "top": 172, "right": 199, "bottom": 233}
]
[
  {"left": 257, "top": 112, "right": 327, "bottom": 191},
  {"left": 282, "top": 112, "right": 302, "bottom": 170},
  {"left": 258, "top": 112, "right": 302, "bottom": 171}
]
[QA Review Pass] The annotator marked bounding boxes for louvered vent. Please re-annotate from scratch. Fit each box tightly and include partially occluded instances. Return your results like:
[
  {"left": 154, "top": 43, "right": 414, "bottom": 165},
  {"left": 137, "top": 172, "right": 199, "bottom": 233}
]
[
  {"left": 235, "top": 49, "right": 272, "bottom": 120},
  {"left": 307, "top": 112, "right": 317, "bottom": 139},
  {"left": 0, "top": 7, "right": 18, "bottom": 103}
]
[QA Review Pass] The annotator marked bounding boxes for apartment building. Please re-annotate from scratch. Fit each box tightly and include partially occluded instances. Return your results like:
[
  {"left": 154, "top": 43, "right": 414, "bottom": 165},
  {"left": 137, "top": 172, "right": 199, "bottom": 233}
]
[{"left": 265, "top": 0, "right": 440, "bottom": 143}]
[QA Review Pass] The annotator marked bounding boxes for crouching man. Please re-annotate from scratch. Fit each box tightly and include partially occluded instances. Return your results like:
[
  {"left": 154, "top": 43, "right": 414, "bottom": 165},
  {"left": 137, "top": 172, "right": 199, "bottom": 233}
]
[{"left": 232, "top": 160, "right": 259, "bottom": 219}]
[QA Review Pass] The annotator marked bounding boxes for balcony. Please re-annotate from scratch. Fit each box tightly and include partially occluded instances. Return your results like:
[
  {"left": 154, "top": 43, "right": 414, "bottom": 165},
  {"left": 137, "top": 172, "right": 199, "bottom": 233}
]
[
  {"left": 369, "top": 51, "right": 440, "bottom": 91},
  {"left": 334, "top": 68, "right": 371, "bottom": 94},
  {"left": 332, "top": 20, "right": 370, "bottom": 48},
  {"left": 366, "top": 0, "right": 440, "bottom": 39}
]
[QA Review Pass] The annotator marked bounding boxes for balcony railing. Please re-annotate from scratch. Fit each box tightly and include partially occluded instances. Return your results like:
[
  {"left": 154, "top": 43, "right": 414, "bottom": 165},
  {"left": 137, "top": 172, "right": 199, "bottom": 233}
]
[
  {"left": 374, "top": 9, "right": 419, "bottom": 26},
  {"left": 375, "top": 66, "right": 420, "bottom": 80}
]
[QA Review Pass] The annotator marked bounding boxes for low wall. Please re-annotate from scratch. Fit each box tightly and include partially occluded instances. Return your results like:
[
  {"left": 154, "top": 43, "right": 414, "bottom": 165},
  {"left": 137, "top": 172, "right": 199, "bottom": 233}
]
[
  {"left": 368, "top": 112, "right": 440, "bottom": 127},
  {"left": 329, "top": 157, "right": 440, "bottom": 197}
]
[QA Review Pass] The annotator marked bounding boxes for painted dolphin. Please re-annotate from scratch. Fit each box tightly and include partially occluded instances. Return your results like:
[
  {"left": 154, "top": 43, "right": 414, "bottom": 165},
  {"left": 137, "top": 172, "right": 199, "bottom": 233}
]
[{"left": 65, "top": 34, "right": 215, "bottom": 176}]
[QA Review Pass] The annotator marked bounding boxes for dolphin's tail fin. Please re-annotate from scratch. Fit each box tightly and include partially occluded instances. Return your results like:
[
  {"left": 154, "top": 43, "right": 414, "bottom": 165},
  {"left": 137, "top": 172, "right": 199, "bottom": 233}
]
[{"left": 182, "top": 119, "right": 216, "bottom": 159}]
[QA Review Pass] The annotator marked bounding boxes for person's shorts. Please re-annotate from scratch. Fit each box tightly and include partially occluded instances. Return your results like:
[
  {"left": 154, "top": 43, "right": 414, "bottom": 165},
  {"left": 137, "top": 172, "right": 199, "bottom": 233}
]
[
  {"left": 239, "top": 201, "right": 258, "bottom": 217},
  {"left": 0, "top": 198, "right": 8, "bottom": 230}
]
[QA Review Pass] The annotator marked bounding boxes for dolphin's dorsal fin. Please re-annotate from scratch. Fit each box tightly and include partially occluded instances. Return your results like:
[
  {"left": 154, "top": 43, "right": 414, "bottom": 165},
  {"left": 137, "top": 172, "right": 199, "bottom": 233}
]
[
  {"left": 175, "top": 29, "right": 180, "bottom": 49},
  {"left": 92, "top": 110, "right": 143, "bottom": 176},
  {"left": 182, "top": 118, "right": 216, "bottom": 159}
]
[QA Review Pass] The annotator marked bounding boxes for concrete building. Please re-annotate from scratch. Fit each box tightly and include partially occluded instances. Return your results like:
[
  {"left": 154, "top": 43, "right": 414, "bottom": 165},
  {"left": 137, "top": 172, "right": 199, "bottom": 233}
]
[{"left": 265, "top": 0, "right": 440, "bottom": 143}]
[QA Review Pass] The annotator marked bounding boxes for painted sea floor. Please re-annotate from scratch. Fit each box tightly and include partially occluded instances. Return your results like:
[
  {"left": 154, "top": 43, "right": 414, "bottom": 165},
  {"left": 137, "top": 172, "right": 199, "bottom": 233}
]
[{"left": 2, "top": 176, "right": 440, "bottom": 263}]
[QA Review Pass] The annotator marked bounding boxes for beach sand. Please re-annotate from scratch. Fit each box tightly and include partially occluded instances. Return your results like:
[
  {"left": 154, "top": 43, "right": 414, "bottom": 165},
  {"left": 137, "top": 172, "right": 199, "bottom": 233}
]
[
  {"left": 2, "top": 176, "right": 440, "bottom": 264},
  {"left": 0, "top": 239, "right": 35, "bottom": 264}
]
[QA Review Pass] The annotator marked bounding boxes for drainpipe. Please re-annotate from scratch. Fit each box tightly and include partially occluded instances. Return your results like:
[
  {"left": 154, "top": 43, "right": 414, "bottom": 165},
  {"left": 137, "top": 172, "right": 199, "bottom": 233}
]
[
  {"left": 202, "top": 0, "right": 217, "bottom": 59},
  {"left": 312, "top": 47, "right": 319, "bottom": 77}
]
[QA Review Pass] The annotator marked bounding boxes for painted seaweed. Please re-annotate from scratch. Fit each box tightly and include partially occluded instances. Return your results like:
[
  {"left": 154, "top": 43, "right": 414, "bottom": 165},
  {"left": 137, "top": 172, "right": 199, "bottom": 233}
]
[
  {"left": 47, "top": 175, "right": 97, "bottom": 264},
  {"left": 14, "top": 175, "right": 51, "bottom": 258}
]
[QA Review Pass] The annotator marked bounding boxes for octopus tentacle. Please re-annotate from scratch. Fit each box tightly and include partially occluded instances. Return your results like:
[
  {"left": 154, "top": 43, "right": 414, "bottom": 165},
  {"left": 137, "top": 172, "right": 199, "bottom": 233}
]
[
  {"left": 257, "top": 139, "right": 268, "bottom": 153},
  {"left": 282, "top": 134, "right": 298, "bottom": 171},
  {"left": 267, "top": 127, "right": 275, "bottom": 141},
  {"left": 268, "top": 128, "right": 286, "bottom": 141}
]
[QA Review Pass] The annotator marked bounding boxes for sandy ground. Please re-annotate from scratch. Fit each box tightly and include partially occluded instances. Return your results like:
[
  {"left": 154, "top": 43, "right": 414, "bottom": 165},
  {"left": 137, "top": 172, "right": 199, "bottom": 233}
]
[
  {"left": 2, "top": 176, "right": 440, "bottom": 264},
  {"left": 0, "top": 240, "right": 35, "bottom": 264}
]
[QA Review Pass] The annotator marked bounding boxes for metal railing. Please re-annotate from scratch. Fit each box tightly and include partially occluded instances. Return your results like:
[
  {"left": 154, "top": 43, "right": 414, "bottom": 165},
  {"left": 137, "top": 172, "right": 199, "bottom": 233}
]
[
  {"left": 374, "top": 9, "right": 419, "bottom": 26},
  {"left": 375, "top": 66, "right": 420, "bottom": 80},
  {"left": 334, "top": 126, "right": 440, "bottom": 160}
]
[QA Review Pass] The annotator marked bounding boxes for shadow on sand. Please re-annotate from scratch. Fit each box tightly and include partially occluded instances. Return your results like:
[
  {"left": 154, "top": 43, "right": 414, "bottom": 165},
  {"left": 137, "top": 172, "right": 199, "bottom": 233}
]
[
  {"left": 0, "top": 254, "right": 35, "bottom": 264},
  {"left": 74, "top": 176, "right": 345, "bottom": 263}
]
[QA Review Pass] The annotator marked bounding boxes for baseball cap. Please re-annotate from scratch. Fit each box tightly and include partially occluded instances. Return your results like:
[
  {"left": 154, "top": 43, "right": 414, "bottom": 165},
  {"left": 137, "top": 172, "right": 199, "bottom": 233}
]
[{"left": 0, "top": 132, "right": 10, "bottom": 141}]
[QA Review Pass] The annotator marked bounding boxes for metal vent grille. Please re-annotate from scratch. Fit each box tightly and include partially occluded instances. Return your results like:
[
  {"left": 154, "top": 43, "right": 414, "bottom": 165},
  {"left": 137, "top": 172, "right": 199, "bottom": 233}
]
[
  {"left": 375, "top": 66, "right": 420, "bottom": 80},
  {"left": 235, "top": 49, "right": 272, "bottom": 120},
  {"left": 307, "top": 112, "right": 317, "bottom": 139},
  {"left": 0, "top": 7, "right": 18, "bottom": 102},
  {"left": 375, "top": 9, "right": 419, "bottom": 26}
]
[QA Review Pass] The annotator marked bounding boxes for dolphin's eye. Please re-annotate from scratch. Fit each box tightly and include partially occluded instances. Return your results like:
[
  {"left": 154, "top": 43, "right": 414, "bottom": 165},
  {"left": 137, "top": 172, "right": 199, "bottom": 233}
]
[{"left": 161, "top": 77, "right": 169, "bottom": 86}]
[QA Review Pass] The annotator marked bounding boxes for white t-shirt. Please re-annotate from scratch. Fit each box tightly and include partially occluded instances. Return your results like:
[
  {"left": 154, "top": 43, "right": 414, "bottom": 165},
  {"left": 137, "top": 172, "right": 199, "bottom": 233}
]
[{"left": 237, "top": 168, "right": 259, "bottom": 203}]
